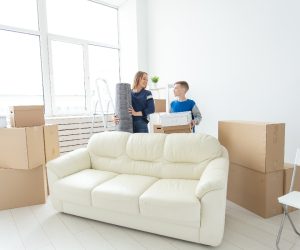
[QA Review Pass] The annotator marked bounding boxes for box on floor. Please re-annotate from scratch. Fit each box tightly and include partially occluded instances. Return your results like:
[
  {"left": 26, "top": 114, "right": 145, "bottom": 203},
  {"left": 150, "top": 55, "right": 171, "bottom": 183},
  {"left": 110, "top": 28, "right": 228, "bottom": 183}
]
[
  {"left": 283, "top": 163, "right": 300, "bottom": 194},
  {"left": 283, "top": 163, "right": 300, "bottom": 212},
  {"left": 218, "top": 121, "right": 285, "bottom": 173},
  {"left": 10, "top": 105, "right": 45, "bottom": 127},
  {"left": 43, "top": 124, "right": 60, "bottom": 195},
  {"left": 227, "top": 163, "right": 283, "bottom": 218},
  {"left": 0, "top": 166, "right": 47, "bottom": 210},
  {"left": 0, "top": 126, "right": 45, "bottom": 170},
  {"left": 43, "top": 124, "right": 60, "bottom": 162}
]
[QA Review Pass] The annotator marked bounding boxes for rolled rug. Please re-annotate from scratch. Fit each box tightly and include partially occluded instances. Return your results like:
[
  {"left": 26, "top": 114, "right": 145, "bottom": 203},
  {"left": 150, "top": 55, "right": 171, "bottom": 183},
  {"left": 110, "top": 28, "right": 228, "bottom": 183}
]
[{"left": 115, "top": 83, "right": 133, "bottom": 133}]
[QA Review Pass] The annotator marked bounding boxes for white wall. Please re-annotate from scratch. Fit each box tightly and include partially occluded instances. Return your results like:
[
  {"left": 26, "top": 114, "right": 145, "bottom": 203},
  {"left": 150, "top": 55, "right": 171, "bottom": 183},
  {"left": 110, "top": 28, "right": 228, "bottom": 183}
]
[
  {"left": 118, "top": 0, "right": 149, "bottom": 83},
  {"left": 118, "top": 0, "right": 139, "bottom": 83},
  {"left": 145, "top": 0, "right": 300, "bottom": 162},
  {"left": 136, "top": 0, "right": 148, "bottom": 71}
]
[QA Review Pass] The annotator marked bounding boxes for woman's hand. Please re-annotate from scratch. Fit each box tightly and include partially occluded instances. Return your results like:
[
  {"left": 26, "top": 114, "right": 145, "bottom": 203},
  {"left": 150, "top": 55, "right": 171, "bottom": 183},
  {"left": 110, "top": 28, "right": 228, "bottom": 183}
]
[
  {"left": 128, "top": 107, "right": 142, "bottom": 116},
  {"left": 113, "top": 115, "right": 120, "bottom": 125}
]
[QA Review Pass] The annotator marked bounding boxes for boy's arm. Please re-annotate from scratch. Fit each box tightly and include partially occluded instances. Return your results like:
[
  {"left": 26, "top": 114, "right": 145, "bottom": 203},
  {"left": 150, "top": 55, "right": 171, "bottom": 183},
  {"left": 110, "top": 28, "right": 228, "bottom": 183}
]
[
  {"left": 192, "top": 104, "right": 202, "bottom": 125},
  {"left": 169, "top": 101, "right": 174, "bottom": 113}
]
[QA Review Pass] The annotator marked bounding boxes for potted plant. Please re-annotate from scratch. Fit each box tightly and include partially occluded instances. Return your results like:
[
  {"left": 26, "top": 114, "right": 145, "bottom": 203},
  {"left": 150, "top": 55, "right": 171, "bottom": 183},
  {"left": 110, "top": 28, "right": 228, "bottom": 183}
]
[{"left": 150, "top": 76, "right": 159, "bottom": 88}]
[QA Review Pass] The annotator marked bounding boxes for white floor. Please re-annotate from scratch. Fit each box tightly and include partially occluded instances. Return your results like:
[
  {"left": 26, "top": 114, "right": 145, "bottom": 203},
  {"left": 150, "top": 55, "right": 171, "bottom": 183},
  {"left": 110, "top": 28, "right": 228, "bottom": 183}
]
[{"left": 1, "top": 199, "right": 300, "bottom": 250}]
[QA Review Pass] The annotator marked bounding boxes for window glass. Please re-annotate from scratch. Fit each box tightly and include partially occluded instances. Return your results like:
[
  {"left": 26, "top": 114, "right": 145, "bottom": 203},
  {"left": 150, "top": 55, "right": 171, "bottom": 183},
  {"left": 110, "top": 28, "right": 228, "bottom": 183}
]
[
  {"left": 0, "top": 30, "right": 43, "bottom": 115},
  {"left": 47, "top": 0, "right": 118, "bottom": 46},
  {"left": 0, "top": 0, "right": 38, "bottom": 30},
  {"left": 51, "top": 41, "right": 86, "bottom": 114},
  {"left": 88, "top": 45, "right": 120, "bottom": 114}
]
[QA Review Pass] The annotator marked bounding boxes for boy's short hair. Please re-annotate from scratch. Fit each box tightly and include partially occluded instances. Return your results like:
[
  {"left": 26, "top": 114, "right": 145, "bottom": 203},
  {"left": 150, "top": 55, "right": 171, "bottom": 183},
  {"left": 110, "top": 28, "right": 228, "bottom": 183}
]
[{"left": 174, "top": 81, "right": 189, "bottom": 91}]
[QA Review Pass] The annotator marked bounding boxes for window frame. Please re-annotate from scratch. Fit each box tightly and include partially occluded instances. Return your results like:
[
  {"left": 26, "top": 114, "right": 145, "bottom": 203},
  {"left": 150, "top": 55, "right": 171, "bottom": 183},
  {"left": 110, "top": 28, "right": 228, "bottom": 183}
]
[
  {"left": 0, "top": 0, "right": 121, "bottom": 117},
  {"left": 47, "top": 33, "right": 120, "bottom": 116}
]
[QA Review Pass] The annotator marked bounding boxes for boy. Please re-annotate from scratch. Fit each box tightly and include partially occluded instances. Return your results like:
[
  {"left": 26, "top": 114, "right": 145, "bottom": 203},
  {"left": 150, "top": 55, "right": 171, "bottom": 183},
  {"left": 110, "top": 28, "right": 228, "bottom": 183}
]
[{"left": 170, "top": 81, "right": 202, "bottom": 132}]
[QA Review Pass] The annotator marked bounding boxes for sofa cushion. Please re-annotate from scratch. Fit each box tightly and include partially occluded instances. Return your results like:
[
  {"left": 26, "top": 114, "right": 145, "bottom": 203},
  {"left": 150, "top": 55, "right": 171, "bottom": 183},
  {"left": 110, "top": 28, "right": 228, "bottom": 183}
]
[
  {"left": 164, "top": 133, "right": 222, "bottom": 163},
  {"left": 52, "top": 169, "right": 117, "bottom": 206},
  {"left": 126, "top": 133, "right": 166, "bottom": 161},
  {"left": 139, "top": 179, "right": 200, "bottom": 226},
  {"left": 92, "top": 174, "right": 158, "bottom": 214},
  {"left": 87, "top": 131, "right": 130, "bottom": 158},
  {"left": 88, "top": 132, "right": 222, "bottom": 180}
]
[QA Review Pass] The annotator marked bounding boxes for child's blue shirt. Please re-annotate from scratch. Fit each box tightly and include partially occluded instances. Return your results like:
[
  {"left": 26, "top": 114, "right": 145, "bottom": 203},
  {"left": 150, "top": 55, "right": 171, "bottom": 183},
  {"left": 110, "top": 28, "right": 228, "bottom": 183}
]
[
  {"left": 170, "top": 99, "right": 202, "bottom": 132},
  {"left": 170, "top": 99, "right": 196, "bottom": 113}
]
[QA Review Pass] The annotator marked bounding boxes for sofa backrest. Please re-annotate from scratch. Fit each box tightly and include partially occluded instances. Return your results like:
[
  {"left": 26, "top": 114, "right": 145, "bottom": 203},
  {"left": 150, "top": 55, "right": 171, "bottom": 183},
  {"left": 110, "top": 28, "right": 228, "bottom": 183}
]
[{"left": 87, "top": 131, "right": 223, "bottom": 180}]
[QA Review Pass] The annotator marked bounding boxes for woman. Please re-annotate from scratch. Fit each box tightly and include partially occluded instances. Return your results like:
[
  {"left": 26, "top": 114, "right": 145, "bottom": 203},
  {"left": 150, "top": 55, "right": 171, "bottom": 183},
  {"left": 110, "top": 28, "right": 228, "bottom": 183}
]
[{"left": 115, "top": 71, "right": 155, "bottom": 133}]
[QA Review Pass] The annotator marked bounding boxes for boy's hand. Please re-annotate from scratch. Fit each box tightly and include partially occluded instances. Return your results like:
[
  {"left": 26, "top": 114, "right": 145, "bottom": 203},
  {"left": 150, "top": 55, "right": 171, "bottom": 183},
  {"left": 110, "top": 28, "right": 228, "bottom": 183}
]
[{"left": 191, "top": 120, "right": 196, "bottom": 128}]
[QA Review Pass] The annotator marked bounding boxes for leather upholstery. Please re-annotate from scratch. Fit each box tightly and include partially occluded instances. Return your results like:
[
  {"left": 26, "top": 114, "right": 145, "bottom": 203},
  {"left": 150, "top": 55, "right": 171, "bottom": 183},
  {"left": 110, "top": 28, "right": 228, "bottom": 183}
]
[
  {"left": 92, "top": 174, "right": 157, "bottom": 214},
  {"left": 47, "top": 131, "right": 229, "bottom": 246}
]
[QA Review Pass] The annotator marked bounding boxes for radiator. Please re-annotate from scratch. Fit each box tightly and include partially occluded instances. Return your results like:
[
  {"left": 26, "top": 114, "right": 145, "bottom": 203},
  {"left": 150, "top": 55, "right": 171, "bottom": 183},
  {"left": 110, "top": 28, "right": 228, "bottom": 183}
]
[{"left": 46, "top": 115, "right": 115, "bottom": 155}]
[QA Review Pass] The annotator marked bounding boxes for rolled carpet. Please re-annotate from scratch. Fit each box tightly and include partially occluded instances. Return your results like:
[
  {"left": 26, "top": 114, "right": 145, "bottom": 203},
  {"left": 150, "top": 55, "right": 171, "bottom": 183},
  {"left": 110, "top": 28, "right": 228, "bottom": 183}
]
[{"left": 115, "top": 83, "right": 133, "bottom": 133}]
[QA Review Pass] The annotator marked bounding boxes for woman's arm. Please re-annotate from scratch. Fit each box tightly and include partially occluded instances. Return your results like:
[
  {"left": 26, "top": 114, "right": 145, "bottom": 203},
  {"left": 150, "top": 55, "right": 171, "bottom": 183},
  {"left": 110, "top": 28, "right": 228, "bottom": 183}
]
[
  {"left": 128, "top": 90, "right": 155, "bottom": 117},
  {"left": 142, "top": 96, "right": 155, "bottom": 117},
  {"left": 128, "top": 108, "right": 142, "bottom": 116}
]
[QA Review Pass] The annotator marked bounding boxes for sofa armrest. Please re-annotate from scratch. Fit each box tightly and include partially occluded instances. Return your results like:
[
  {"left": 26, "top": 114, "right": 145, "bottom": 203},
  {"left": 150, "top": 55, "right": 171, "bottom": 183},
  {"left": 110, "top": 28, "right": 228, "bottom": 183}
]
[
  {"left": 47, "top": 148, "right": 91, "bottom": 179},
  {"left": 195, "top": 156, "right": 229, "bottom": 199}
]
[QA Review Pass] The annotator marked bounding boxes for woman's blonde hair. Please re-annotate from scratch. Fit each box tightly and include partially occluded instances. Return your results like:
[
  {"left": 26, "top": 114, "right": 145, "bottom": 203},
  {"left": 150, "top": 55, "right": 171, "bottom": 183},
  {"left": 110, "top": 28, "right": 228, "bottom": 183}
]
[{"left": 132, "top": 71, "right": 147, "bottom": 89}]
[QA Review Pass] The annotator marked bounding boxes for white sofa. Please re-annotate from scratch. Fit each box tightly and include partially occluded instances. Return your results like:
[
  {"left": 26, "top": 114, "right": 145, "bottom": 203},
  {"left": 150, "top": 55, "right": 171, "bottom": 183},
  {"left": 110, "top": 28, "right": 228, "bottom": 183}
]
[{"left": 47, "top": 131, "right": 229, "bottom": 246}]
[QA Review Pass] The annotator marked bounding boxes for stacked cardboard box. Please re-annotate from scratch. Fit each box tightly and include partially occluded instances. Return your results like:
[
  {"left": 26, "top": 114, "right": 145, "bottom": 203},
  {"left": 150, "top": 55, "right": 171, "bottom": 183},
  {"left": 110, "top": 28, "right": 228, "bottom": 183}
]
[
  {"left": 154, "top": 99, "right": 166, "bottom": 113},
  {"left": 219, "top": 121, "right": 285, "bottom": 218},
  {"left": 283, "top": 163, "right": 300, "bottom": 212},
  {"left": 153, "top": 124, "right": 192, "bottom": 134},
  {"left": 283, "top": 163, "right": 300, "bottom": 194},
  {"left": 43, "top": 124, "right": 60, "bottom": 162},
  {"left": 160, "top": 111, "right": 192, "bottom": 126},
  {"left": 0, "top": 166, "right": 46, "bottom": 210},
  {"left": 10, "top": 105, "right": 45, "bottom": 127},
  {"left": 150, "top": 110, "right": 192, "bottom": 134},
  {"left": 0, "top": 106, "right": 60, "bottom": 210}
]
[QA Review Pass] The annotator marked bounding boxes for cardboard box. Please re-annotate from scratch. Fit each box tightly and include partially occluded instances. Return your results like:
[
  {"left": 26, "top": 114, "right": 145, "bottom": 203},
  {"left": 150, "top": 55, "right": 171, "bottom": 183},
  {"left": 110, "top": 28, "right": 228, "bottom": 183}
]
[
  {"left": 153, "top": 124, "right": 164, "bottom": 133},
  {"left": 160, "top": 111, "right": 192, "bottom": 126},
  {"left": 153, "top": 124, "right": 192, "bottom": 134},
  {"left": 0, "top": 166, "right": 46, "bottom": 210},
  {"left": 283, "top": 163, "right": 300, "bottom": 212},
  {"left": 218, "top": 121, "right": 285, "bottom": 173},
  {"left": 227, "top": 163, "right": 283, "bottom": 218},
  {"left": 154, "top": 99, "right": 166, "bottom": 113},
  {"left": 284, "top": 163, "right": 300, "bottom": 193},
  {"left": 43, "top": 124, "right": 60, "bottom": 162},
  {"left": 163, "top": 124, "right": 192, "bottom": 134},
  {"left": 10, "top": 105, "right": 45, "bottom": 127},
  {"left": 0, "top": 126, "right": 45, "bottom": 170}
]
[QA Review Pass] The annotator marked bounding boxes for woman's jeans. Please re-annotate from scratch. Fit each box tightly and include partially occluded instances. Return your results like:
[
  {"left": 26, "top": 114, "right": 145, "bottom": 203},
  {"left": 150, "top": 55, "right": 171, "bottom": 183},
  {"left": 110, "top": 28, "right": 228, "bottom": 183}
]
[{"left": 133, "top": 119, "right": 149, "bottom": 133}]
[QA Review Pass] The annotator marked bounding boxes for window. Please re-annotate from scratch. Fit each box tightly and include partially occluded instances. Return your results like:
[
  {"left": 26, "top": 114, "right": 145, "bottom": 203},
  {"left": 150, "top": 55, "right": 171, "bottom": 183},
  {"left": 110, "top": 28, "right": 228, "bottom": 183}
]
[
  {"left": 0, "top": 0, "right": 38, "bottom": 31},
  {"left": 47, "top": 0, "right": 118, "bottom": 46},
  {"left": 47, "top": 0, "right": 120, "bottom": 115},
  {"left": 51, "top": 41, "right": 86, "bottom": 114},
  {"left": 0, "top": 0, "right": 120, "bottom": 116},
  {"left": 0, "top": 1, "right": 42, "bottom": 116},
  {"left": 88, "top": 45, "right": 120, "bottom": 114}
]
